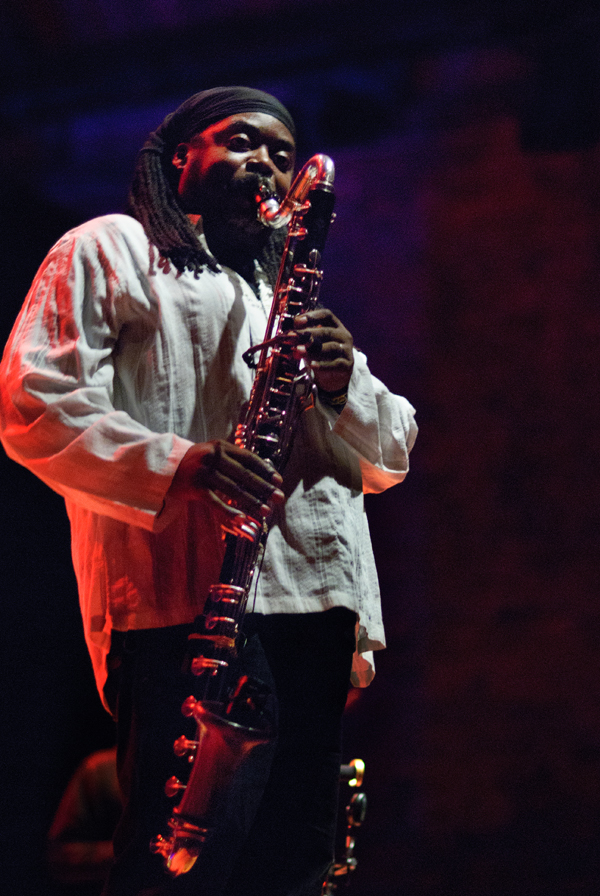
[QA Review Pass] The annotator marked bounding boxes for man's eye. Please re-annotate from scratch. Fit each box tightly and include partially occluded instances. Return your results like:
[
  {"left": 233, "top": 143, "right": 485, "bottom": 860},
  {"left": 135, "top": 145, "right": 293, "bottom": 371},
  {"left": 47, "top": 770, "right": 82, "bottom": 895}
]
[
  {"left": 228, "top": 135, "right": 251, "bottom": 151},
  {"left": 274, "top": 154, "right": 293, "bottom": 172}
]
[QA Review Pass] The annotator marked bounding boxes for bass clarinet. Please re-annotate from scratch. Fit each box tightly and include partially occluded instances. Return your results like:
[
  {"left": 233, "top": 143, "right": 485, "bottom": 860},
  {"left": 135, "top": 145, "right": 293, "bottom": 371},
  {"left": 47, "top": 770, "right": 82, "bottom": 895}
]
[{"left": 151, "top": 154, "right": 336, "bottom": 877}]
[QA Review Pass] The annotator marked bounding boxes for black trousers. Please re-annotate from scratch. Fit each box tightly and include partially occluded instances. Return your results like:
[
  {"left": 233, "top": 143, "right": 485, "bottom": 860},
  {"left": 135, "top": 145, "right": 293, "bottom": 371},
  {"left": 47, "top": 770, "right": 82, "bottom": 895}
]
[{"left": 101, "top": 607, "right": 356, "bottom": 896}]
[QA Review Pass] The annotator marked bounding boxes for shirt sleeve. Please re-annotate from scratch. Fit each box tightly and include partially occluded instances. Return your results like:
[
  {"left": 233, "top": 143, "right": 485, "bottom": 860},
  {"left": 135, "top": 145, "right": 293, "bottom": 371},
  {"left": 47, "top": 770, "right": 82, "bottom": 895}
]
[
  {"left": 324, "top": 349, "right": 418, "bottom": 494},
  {"left": 0, "top": 225, "right": 192, "bottom": 531}
]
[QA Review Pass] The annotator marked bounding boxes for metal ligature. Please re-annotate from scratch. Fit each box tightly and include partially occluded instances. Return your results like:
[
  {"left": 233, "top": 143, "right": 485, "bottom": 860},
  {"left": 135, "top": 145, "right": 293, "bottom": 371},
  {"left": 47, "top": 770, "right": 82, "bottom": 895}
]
[{"left": 151, "top": 155, "right": 336, "bottom": 877}]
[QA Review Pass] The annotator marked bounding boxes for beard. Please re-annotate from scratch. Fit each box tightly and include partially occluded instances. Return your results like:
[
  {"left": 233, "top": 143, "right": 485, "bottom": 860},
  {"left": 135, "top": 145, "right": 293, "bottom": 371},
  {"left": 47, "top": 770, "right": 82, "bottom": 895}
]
[
  {"left": 200, "top": 172, "right": 275, "bottom": 233},
  {"left": 199, "top": 172, "right": 286, "bottom": 284}
]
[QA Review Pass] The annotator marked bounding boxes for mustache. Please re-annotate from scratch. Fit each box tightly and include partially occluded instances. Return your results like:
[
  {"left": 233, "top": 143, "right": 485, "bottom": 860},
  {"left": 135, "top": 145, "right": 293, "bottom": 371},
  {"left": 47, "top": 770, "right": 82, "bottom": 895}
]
[{"left": 223, "top": 173, "right": 274, "bottom": 202}]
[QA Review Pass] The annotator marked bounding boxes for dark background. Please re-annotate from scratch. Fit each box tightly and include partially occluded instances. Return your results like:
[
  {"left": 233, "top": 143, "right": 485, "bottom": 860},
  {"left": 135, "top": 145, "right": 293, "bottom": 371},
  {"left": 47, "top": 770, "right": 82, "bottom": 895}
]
[{"left": 2, "top": 1, "right": 600, "bottom": 894}]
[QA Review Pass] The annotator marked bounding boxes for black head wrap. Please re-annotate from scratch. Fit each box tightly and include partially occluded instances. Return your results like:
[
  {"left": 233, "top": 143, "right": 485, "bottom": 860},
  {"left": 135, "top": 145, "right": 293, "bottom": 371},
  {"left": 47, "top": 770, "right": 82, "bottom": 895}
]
[
  {"left": 143, "top": 86, "right": 296, "bottom": 156},
  {"left": 127, "top": 87, "right": 296, "bottom": 275}
]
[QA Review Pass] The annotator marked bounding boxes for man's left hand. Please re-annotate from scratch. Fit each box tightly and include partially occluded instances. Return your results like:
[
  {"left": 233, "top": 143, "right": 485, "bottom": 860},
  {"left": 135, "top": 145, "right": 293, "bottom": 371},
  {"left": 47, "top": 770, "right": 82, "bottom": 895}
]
[{"left": 292, "top": 308, "right": 354, "bottom": 394}]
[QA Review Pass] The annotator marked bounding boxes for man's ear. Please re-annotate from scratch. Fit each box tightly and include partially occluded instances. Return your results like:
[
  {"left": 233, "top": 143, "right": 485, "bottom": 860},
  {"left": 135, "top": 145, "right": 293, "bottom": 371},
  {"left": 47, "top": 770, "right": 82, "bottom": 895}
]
[{"left": 172, "top": 143, "right": 189, "bottom": 170}]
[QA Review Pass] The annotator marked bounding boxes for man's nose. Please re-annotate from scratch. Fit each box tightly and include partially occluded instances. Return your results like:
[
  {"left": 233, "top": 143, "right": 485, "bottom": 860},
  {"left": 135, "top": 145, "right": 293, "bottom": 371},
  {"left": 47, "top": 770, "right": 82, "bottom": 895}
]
[{"left": 246, "top": 145, "right": 274, "bottom": 177}]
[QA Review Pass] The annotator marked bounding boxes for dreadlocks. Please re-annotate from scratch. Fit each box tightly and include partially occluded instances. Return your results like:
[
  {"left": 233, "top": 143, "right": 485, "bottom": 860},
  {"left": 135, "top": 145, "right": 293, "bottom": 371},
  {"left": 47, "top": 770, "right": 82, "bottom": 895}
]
[
  {"left": 127, "top": 129, "right": 217, "bottom": 276},
  {"left": 127, "top": 86, "right": 296, "bottom": 280}
]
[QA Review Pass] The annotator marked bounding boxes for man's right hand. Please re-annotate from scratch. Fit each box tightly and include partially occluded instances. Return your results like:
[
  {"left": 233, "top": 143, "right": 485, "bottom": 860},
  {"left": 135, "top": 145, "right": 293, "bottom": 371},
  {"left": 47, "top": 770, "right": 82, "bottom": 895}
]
[{"left": 167, "top": 440, "right": 284, "bottom": 523}]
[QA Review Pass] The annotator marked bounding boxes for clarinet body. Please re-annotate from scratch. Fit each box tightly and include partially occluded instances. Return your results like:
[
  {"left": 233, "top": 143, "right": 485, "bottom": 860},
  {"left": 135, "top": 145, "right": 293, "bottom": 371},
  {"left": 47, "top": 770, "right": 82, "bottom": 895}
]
[{"left": 151, "top": 155, "right": 336, "bottom": 877}]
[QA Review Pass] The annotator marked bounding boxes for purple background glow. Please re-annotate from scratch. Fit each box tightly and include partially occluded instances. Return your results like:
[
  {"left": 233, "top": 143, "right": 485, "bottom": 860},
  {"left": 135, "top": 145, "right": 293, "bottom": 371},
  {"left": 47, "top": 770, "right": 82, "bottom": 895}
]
[{"left": 2, "top": 3, "right": 600, "bottom": 894}]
